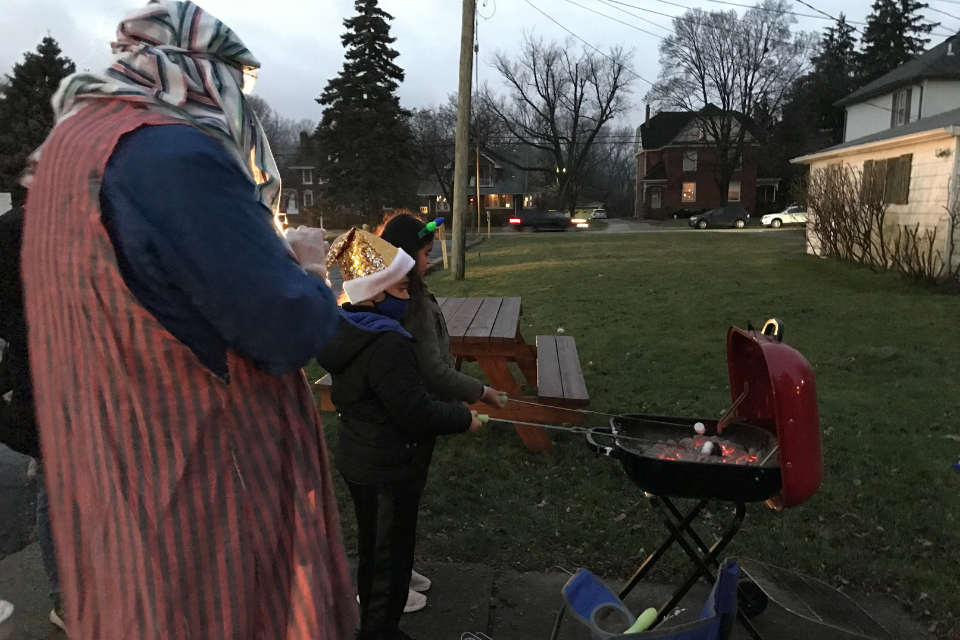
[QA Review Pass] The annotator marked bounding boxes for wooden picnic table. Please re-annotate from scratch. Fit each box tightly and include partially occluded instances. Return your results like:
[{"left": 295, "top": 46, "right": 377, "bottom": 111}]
[
  {"left": 315, "top": 296, "right": 589, "bottom": 454},
  {"left": 437, "top": 297, "right": 589, "bottom": 453}
]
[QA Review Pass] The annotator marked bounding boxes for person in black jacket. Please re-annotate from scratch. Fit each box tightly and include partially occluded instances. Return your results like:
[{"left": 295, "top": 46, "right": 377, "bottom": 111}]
[
  {"left": 0, "top": 206, "right": 65, "bottom": 631},
  {"left": 319, "top": 229, "right": 481, "bottom": 640}
]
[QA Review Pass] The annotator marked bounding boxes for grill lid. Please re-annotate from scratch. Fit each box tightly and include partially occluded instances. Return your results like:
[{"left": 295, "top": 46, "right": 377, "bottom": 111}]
[{"left": 726, "top": 321, "right": 822, "bottom": 507}]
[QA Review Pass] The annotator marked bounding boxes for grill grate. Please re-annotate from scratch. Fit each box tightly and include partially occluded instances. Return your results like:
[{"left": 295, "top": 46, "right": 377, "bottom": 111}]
[{"left": 739, "top": 559, "right": 892, "bottom": 640}]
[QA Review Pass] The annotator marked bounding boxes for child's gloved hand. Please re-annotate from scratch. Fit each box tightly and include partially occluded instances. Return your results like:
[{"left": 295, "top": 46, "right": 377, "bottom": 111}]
[
  {"left": 285, "top": 226, "right": 329, "bottom": 280},
  {"left": 480, "top": 386, "right": 507, "bottom": 409},
  {"left": 469, "top": 410, "right": 484, "bottom": 431}
]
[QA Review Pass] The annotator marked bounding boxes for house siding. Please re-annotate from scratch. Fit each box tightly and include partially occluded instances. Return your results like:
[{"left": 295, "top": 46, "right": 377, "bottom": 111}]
[
  {"left": 845, "top": 85, "right": 925, "bottom": 142},
  {"left": 920, "top": 79, "right": 960, "bottom": 120},
  {"left": 806, "top": 134, "right": 959, "bottom": 259}
]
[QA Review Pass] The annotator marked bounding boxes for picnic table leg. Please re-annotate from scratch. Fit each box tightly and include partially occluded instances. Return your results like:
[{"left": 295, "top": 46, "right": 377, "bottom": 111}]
[
  {"left": 513, "top": 331, "right": 538, "bottom": 388},
  {"left": 475, "top": 356, "right": 553, "bottom": 453}
]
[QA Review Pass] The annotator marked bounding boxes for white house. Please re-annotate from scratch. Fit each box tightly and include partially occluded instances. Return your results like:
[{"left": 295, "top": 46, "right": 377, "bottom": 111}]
[{"left": 794, "top": 35, "right": 960, "bottom": 267}]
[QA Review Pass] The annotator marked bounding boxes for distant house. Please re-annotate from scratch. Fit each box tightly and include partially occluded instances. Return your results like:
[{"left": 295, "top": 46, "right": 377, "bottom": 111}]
[
  {"left": 793, "top": 34, "right": 960, "bottom": 261},
  {"left": 278, "top": 132, "right": 320, "bottom": 227},
  {"left": 417, "top": 147, "right": 546, "bottom": 223},
  {"left": 634, "top": 105, "right": 779, "bottom": 219}
]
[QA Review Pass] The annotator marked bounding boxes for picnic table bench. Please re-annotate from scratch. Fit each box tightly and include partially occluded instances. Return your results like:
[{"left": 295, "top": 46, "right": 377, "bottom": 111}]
[{"left": 316, "top": 297, "right": 589, "bottom": 453}]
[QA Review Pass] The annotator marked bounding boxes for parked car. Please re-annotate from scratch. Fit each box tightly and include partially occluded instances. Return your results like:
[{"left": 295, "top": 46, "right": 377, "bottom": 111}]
[
  {"left": 591, "top": 208, "right": 607, "bottom": 220},
  {"left": 761, "top": 205, "right": 807, "bottom": 228},
  {"left": 688, "top": 205, "right": 750, "bottom": 229},
  {"left": 509, "top": 210, "right": 580, "bottom": 232}
]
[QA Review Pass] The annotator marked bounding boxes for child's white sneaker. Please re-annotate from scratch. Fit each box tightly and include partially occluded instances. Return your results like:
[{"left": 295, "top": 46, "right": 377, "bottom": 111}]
[
  {"left": 0, "top": 600, "right": 13, "bottom": 626},
  {"left": 404, "top": 589, "right": 427, "bottom": 613},
  {"left": 409, "top": 569, "right": 431, "bottom": 593}
]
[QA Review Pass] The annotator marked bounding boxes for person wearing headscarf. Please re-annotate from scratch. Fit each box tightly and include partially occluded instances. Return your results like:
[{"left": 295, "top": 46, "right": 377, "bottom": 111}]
[{"left": 20, "top": 2, "right": 357, "bottom": 639}]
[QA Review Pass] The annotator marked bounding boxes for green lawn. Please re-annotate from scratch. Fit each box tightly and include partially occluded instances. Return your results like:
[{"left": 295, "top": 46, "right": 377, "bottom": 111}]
[{"left": 307, "top": 230, "right": 960, "bottom": 638}]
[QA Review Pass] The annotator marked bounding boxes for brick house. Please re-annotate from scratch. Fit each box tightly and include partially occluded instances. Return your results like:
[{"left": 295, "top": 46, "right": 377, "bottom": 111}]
[{"left": 634, "top": 106, "right": 779, "bottom": 219}]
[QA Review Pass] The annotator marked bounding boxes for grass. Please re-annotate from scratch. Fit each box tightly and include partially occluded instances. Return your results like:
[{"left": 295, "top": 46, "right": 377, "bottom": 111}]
[{"left": 306, "top": 230, "right": 960, "bottom": 638}]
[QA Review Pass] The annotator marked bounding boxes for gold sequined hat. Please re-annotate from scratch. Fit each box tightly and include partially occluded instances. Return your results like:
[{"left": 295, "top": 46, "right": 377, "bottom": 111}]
[{"left": 326, "top": 228, "right": 416, "bottom": 303}]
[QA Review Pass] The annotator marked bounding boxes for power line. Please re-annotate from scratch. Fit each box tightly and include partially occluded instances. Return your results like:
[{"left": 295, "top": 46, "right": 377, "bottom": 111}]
[
  {"left": 604, "top": 0, "right": 956, "bottom": 39},
  {"left": 562, "top": 0, "right": 666, "bottom": 39},
  {"left": 593, "top": 0, "right": 958, "bottom": 117},
  {"left": 593, "top": 0, "right": 677, "bottom": 33},
  {"left": 522, "top": 0, "right": 656, "bottom": 84}
]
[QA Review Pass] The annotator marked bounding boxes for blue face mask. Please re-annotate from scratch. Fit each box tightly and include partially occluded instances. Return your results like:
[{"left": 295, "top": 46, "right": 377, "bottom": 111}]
[{"left": 374, "top": 293, "right": 410, "bottom": 321}]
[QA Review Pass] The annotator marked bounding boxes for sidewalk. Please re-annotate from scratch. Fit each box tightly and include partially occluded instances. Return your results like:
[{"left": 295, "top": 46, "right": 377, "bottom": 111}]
[{"left": 0, "top": 544, "right": 934, "bottom": 640}]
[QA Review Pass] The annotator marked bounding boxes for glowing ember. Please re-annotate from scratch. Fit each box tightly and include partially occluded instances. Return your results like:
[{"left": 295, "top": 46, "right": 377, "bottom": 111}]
[{"left": 640, "top": 436, "right": 761, "bottom": 465}]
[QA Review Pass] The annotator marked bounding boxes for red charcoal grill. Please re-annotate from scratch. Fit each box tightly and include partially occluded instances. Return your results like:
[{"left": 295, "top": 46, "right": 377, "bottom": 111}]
[{"left": 558, "top": 320, "right": 823, "bottom": 640}]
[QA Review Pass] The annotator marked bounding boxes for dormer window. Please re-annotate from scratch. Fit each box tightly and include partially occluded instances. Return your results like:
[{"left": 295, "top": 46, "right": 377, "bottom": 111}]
[{"left": 891, "top": 89, "right": 912, "bottom": 128}]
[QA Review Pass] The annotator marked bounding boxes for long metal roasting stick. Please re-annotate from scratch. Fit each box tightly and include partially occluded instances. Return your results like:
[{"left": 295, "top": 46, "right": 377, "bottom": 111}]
[
  {"left": 716, "top": 383, "right": 749, "bottom": 434},
  {"left": 500, "top": 396, "right": 751, "bottom": 432},
  {"left": 481, "top": 417, "right": 773, "bottom": 466}
]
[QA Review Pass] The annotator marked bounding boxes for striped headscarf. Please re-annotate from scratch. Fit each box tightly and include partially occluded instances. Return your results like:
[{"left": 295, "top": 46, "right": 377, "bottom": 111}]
[{"left": 24, "top": 0, "right": 280, "bottom": 213}]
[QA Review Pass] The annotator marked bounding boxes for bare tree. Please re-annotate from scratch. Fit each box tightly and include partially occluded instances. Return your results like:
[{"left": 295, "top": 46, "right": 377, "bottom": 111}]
[
  {"left": 411, "top": 94, "right": 528, "bottom": 206},
  {"left": 482, "top": 34, "right": 635, "bottom": 215},
  {"left": 411, "top": 103, "right": 457, "bottom": 205},
  {"left": 647, "top": 0, "right": 814, "bottom": 204},
  {"left": 247, "top": 95, "right": 315, "bottom": 168}
]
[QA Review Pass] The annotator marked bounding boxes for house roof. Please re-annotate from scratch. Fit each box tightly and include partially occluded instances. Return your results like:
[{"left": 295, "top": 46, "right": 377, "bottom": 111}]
[
  {"left": 792, "top": 105, "right": 960, "bottom": 163},
  {"left": 638, "top": 112, "right": 695, "bottom": 151},
  {"left": 638, "top": 104, "right": 755, "bottom": 151},
  {"left": 836, "top": 35, "right": 960, "bottom": 107}
]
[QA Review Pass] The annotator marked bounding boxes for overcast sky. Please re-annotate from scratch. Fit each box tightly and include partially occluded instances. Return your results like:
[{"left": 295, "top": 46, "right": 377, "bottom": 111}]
[{"left": 2, "top": 0, "right": 958, "bottom": 130}]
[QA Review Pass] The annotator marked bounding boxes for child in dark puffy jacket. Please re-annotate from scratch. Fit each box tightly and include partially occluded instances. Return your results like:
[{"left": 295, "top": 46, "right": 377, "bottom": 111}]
[{"left": 317, "top": 228, "right": 482, "bottom": 640}]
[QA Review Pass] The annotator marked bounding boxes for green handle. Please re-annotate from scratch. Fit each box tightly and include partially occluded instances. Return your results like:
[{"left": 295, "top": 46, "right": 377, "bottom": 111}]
[
  {"left": 626, "top": 608, "right": 658, "bottom": 634},
  {"left": 499, "top": 395, "right": 509, "bottom": 404},
  {"left": 478, "top": 414, "right": 490, "bottom": 424}
]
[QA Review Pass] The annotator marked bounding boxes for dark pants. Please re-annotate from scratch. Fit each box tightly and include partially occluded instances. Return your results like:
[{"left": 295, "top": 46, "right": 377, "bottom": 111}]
[
  {"left": 346, "top": 473, "right": 428, "bottom": 640},
  {"left": 36, "top": 462, "right": 62, "bottom": 609}
]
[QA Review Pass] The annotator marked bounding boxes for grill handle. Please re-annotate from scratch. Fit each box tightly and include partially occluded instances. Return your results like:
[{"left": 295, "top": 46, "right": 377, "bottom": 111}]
[
  {"left": 762, "top": 318, "right": 785, "bottom": 342},
  {"left": 586, "top": 428, "right": 624, "bottom": 460}
]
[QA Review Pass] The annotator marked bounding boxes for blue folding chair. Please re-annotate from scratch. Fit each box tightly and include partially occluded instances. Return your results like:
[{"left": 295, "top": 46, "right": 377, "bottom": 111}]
[{"left": 556, "top": 560, "right": 739, "bottom": 640}]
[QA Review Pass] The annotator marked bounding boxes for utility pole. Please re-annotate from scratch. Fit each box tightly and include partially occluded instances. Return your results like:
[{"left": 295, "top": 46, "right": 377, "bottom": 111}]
[{"left": 451, "top": 0, "right": 476, "bottom": 280}]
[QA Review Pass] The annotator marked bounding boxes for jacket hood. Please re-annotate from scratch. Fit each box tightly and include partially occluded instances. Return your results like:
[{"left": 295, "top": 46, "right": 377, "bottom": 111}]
[{"left": 316, "top": 320, "right": 383, "bottom": 374}]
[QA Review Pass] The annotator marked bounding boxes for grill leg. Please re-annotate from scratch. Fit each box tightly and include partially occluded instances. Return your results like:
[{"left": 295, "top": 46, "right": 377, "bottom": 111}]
[
  {"left": 618, "top": 496, "right": 711, "bottom": 600},
  {"left": 651, "top": 499, "right": 764, "bottom": 640},
  {"left": 661, "top": 499, "right": 768, "bottom": 639}
]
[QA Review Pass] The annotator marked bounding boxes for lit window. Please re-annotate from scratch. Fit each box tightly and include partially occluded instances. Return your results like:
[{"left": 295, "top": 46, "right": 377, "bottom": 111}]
[
  {"left": 728, "top": 181, "right": 741, "bottom": 202},
  {"left": 302, "top": 169, "right": 313, "bottom": 184},
  {"left": 682, "top": 182, "right": 696, "bottom": 203},
  {"left": 682, "top": 151, "right": 697, "bottom": 172},
  {"left": 523, "top": 195, "right": 537, "bottom": 208},
  {"left": 651, "top": 188, "right": 662, "bottom": 209},
  {"left": 303, "top": 190, "right": 314, "bottom": 207}
]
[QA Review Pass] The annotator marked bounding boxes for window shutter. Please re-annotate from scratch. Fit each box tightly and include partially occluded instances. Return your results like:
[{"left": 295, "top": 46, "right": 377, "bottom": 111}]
[
  {"left": 898, "top": 154, "right": 912, "bottom": 204},
  {"left": 890, "top": 95, "right": 897, "bottom": 128},
  {"left": 905, "top": 88, "right": 913, "bottom": 124},
  {"left": 882, "top": 159, "right": 896, "bottom": 204},
  {"left": 862, "top": 160, "right": 875, "bottom": 200}
]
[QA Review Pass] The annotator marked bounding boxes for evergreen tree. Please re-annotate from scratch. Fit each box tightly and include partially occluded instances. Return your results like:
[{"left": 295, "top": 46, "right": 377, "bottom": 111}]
[
  {"left": 858, "top": 0, "right": 937, "bottom": 84},
  {"left": 766, "top": 16, "right": 858, "bottom": 193},
  {"left": 315, "top": 0, "right": 417, "bottom": 218},
  {"left": 0, "top": 37, "right": 75, "bottom": 204}
]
